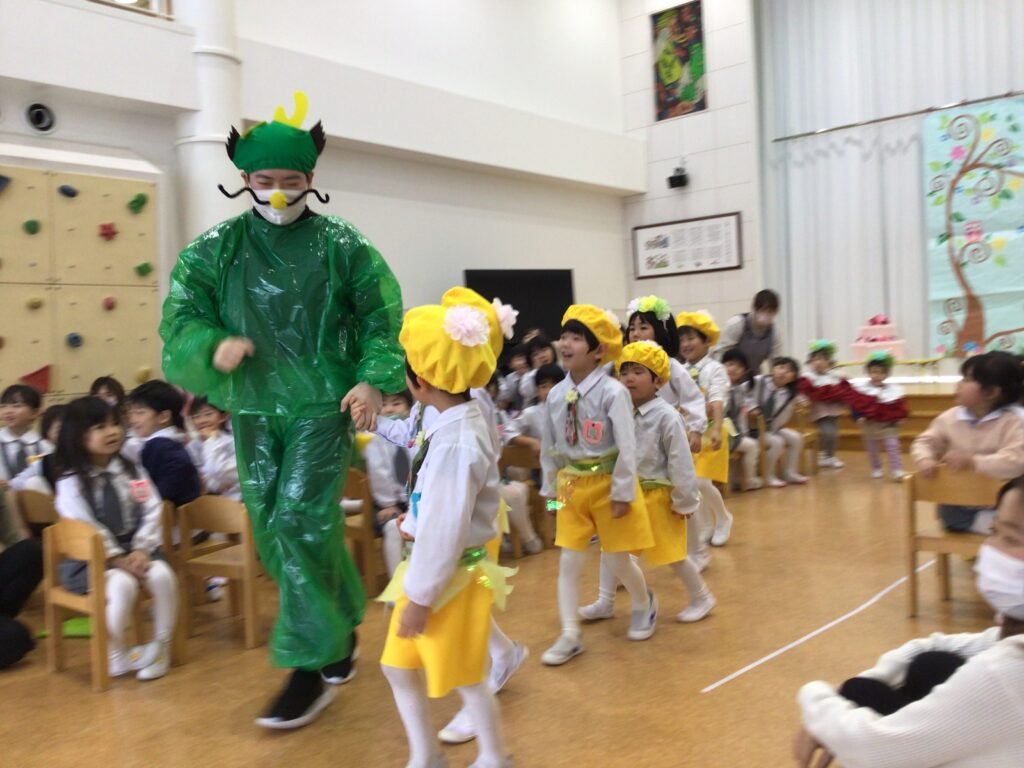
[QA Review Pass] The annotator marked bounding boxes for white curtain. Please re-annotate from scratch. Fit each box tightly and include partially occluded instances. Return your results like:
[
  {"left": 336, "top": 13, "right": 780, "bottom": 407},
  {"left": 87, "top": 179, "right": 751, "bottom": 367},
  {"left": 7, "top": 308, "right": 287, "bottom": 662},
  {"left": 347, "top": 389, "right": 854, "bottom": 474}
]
[{"left": 758, "top": 0, "right": 1024, "bottom": 359}]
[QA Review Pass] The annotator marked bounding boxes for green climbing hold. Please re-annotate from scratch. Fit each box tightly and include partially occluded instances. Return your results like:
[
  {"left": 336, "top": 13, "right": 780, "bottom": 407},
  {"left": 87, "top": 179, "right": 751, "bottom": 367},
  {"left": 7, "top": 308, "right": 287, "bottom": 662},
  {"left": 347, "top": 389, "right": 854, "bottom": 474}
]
[
  {"left": 22, "top": 219, "right": 40, "bottom": 235},
  {"left": 128, "top": 192, "right": 149, "bottom": 214},
  {"left": 135, "top": 261, "right": 154, "bottom": 277}
]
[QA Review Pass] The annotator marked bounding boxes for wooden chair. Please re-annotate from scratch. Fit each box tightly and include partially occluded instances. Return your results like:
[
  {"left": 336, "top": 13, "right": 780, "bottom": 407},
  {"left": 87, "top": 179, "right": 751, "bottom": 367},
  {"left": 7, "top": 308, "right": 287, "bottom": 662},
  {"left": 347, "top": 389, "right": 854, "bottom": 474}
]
[
  {"left": 16, "top": 489, "right": 58, "bottom": 526},
  {"left": 43, "top": 510, "right": 185, "bottom": 691},
  {"left": 342, "top": 468, "right": 385, "bottom": 597},
  {"left": 178, "top": 496, "right": 262, "bottom": 648},
  {"left": 793, "top": 410, "right": 819, "bottom": 476},
  {"left": 498, "top": 444, "right": 552, "bottom": 550},
  {"left": 906, "top": 468, "right": 1004, "bottom": 617}
]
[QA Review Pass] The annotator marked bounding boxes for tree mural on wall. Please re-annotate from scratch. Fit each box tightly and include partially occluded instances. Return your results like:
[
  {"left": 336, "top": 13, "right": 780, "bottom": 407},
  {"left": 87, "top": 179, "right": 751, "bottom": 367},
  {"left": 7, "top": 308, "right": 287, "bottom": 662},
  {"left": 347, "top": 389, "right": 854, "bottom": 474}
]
[{"left": 926, "top": 106, "right": 1024, "bottom": 356}]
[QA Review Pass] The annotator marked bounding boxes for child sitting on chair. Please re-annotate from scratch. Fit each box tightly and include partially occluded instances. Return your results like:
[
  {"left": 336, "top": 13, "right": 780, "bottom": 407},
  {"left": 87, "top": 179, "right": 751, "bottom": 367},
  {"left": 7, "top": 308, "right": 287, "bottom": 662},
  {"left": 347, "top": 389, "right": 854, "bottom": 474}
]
[{"left": 54, "top": 397, "right": 177, "bottom": 681}]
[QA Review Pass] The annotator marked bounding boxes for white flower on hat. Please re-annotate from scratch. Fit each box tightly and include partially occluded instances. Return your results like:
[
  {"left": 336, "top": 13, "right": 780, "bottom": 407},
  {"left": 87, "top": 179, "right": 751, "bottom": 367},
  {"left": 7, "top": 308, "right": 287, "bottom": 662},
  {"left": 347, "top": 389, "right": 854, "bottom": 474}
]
[
  {"left": 635, "top": 339, "right": 661, "bottom": 349},
  {"left": 492, "top": 297, "right": 519, "bottom": 340},
  {"left": 604, "top": 309, "right": 621, "bottom": 328},
  {"left": 443, "top": 305, "right": 490, "bottom": 347}
]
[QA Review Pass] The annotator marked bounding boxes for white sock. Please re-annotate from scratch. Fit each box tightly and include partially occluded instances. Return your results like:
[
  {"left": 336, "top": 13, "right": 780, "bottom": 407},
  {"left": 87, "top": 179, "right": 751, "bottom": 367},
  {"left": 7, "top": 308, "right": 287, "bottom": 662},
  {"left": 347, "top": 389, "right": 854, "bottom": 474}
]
[
  {"left": 669, "top": 558, "right": 707, "bottom": 602},
  {"left": 740, "top": 439, "right": 759, "bottom": 481},
  {"left": 501, "top": 481, "right": 539, "bottom": 543},
  {"left": 596, "top": 554, "right": 618, "bottom": 604},
  {"left": 487, "top": 617, "right": 514, "bottom": 675},
  {"left": 143, "top": 560, "right": 178, "bottom": 643},
  {"left": 382, "top": 519, "right": 403, "bottom": 577},
  {"left": 557, "top": 548, "right": 586, "bottom": 636},
  {"left": 105, "top": 568, "right": 139, "bottom": 647},
  {"left": 458, "top": 681, "right": 506, "bottom": 766},
  {"left": 382, "top": 665, "right": 438, "bottom": 767},
  {"left": 697, "top": 477, "right": 731, "bottom": 528},
  {"left": 604, "top": 551, "right": 648, "bottom": 611}
]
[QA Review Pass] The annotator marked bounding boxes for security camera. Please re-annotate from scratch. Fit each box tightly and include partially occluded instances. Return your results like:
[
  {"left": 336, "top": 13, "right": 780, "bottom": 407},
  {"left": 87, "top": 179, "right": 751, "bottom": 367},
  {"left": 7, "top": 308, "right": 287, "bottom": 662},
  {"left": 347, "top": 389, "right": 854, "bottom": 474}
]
[
  {"left": 667, "top": 164, "right": 688, "bottom": 189},
  {"left": 25, "top": 103, "right": 56, "bottom": 133}
]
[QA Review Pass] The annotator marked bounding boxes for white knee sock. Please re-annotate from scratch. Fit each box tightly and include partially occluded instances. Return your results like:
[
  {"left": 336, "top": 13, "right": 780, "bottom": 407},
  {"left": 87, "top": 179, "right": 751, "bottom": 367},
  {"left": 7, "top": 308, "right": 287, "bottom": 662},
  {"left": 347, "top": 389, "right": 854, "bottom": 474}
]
[
  {"left": 669, "top": 558, "right": 707, "bottom": 602},
  {"left": 782, "top": 429, "right": 804, "bottom": 477},
  {"left": 382, "top": 519, "right": 403, "bottom": 577},
  {"left": 596, "top": 554, "right": 618, "bottom": 605},
  {"left": 458, "top": 681, "right": 507, "bottom": 767},
  {"left": 105, "top": 568, "right": 140, "bottom": 650},
  {"left": 143, "top": 560, "right": 178, "bottom": 643},
  {"left": 740, "top": 439, "right": 759, "bottom": 481},
  {"left": 697, "top": 477, "right": 730, "bottom": 528},
  {"left": 501, "top": 482, "right": 539, "bottom": 543},
  {"left": 487, "top": 616, "right": 514, "bottom": 673},
  {"left": 603, "top": 551, "right": 649, "bottom": 610},
  {"left": 765, "top": 434, "right": 784, "bottom": 477},
  {"left": 382, "top": 664, "right": 438, "bottom": 767},
  {"left": 557, "top": 548, "right": 586, "bottom": 636}
]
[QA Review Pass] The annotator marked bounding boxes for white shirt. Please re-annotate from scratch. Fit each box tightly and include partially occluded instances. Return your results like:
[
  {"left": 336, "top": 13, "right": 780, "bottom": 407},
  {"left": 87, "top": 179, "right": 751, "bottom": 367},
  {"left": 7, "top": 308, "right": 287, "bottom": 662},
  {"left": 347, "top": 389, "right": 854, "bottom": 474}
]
[
  {"left": 186, "top": 431, "right": 240, "bottom": 500},
  {"left": 10, "top": 454, "right": 51, "bottom": 494},
  {"left": 853, "top": 381, "right": 906, "bottom": 404},
  {"left": 725, "top": 379, "right": 755, "bottom": 436},
  {"left": 799, "top": 629, "right": 1024, "bottom": 768},
  {"left": 684, "top": 355, "right": 730, "bottom": 405},
  {"left": 662, "top": 357, "right": 710, "bottom": 435},
  {"left": 363, "top": 432, "right": 410, "bottom": 508},
  {"left": 122, "top": 426, "right": 187, "bottom": 464},
  {"left": 399, "top": 401, "right": 500, "bottom": 607},
  {"left": 54, "top": 457, "right": 164, "bottom": 558},
  {"left": 0, "top": 427, "right": 46, "bottom": 482},
  {"left": 504, "top": 403, "right": 546, "bottom": 444},
  {"left": 540, "top": 366, "right": 637, "bottom": 503},
  {"left": 633, "top": 398, "right": 700, "bottom": 515}
]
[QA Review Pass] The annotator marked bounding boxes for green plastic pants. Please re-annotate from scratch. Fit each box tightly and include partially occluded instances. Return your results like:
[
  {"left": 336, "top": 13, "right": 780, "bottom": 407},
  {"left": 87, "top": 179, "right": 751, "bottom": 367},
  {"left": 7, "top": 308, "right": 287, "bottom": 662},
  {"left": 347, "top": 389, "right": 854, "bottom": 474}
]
[{"left": 233, "top": 413, "right": 364, "bottom": 670}]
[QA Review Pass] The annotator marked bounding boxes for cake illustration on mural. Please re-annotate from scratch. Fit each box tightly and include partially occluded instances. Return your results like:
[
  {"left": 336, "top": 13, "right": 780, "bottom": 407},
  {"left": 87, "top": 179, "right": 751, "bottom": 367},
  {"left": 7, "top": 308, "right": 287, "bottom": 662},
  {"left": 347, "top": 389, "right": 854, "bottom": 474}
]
[{"left": 852, "top": 314, "right": 905, "bottom": 360}]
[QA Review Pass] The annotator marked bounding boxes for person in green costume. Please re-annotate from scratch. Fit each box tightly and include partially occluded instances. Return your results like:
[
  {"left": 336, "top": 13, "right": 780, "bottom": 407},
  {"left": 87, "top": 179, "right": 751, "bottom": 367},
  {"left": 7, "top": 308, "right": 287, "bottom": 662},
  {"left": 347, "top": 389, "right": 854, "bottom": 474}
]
[{"left": 160, "top": 92, "right": 405, "bottom": 730}]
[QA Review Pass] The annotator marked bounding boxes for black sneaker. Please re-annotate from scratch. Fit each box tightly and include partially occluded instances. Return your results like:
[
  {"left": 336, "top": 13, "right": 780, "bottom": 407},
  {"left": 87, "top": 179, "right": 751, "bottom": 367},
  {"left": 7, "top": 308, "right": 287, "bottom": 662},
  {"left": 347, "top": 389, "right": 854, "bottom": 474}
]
[
  {"left": 321, "top": 632, "right": 359, "bottom": 685},
  {"left": 255, "top": 669, "right": 335, "bottom": 730}
]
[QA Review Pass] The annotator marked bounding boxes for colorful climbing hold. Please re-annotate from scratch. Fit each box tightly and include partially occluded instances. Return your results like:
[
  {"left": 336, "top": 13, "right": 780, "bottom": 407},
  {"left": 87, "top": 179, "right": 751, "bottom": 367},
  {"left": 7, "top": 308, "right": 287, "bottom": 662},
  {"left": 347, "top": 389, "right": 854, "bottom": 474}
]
[
  {"left": 20, "top": 365, "right": 51, "bottom": 393},
  {"left": 128, "top": 192, "right": 149, "bottom": 213},
  {"left": 22, "top": 220, "right": 40, "bottom": 235},
  {"left": 135, "top": 366, "right": 153, "bottom": 384},
  {"left": 0, "top": 175, "right": 10, "bottom": 194},
  {"left": 135, "top": 261, "right": 154, "bottom": 277},
  {"left": 66, "top": 333, "right": 84, "bottom": 348},
  {"left": 26, "top": 297, "right": 44, "bottom": 310},
  {"left": 102, "top": 296, "right": 117, "bottom": 311},
  {"left": 98, "top": 222, "right": 118, "bottom": 241},
  {"left": 58, "top": 184, "right": 79, "bottom": 198}
]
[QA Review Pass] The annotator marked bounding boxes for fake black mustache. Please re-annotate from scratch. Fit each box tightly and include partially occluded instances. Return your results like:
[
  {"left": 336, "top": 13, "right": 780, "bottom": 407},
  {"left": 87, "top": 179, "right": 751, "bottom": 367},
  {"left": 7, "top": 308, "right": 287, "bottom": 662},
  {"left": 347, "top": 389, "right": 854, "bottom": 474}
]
[{"left": 217, "top": 185, "right": 331, "bottom": 205}]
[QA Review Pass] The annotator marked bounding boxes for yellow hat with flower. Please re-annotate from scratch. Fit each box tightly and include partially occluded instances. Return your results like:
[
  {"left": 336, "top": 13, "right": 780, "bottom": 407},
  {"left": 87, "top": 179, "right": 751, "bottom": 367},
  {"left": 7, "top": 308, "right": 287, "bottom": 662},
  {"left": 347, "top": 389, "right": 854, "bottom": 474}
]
[
  {"left": 402, "top": 287, "right": 513, "bottom": 393},
  {"left": 618, "top": 340, "right": 671, "bottom": 382},
  {"left": 441, "top": 287, "right": 518, "bottom": 358},
  {"left": 675, "top": 310, "right": 720, "bottom": 346},
  {"left": 562, "top": 304, "right": 623, "bottom": 364}
]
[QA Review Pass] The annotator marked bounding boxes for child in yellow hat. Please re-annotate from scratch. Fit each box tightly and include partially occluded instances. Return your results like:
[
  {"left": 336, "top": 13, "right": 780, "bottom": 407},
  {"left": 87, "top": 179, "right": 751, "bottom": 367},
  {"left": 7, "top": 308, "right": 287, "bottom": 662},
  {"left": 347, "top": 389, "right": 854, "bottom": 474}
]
[
  {"left": 676, "top": 310, "right": 735, "bottom": 567},
  {"left": 582, "top": 342, "right": 716, "bottom": 623},
  {"left": 378, "top": 289, "right": 515, "bottom": 768},
  {"left": 539, "top": 305, "right": 657, "bottom": 667}
]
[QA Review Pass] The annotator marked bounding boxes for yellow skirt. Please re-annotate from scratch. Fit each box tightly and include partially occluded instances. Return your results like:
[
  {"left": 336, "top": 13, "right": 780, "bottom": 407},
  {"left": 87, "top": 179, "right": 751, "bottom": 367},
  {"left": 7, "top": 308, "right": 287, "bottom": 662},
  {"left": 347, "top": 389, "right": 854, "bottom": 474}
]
[
  {"left": 380, "top": 579, "right": 493, "bottom": 698},
  {"left": 639, "top": 486, "right": 688, "bottom": 566},
  {"left": 694, "top": 425, "right": 730, "bottom": 484},
  {"left": 554, "top": 471, "right": 653, "bottom": 552}
]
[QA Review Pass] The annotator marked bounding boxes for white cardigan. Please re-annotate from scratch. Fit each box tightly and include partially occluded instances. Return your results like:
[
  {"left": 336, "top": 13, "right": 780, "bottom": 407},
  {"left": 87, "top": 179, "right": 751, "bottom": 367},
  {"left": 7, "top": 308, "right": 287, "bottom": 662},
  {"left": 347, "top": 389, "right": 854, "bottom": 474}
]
[{"left": 798, "top": 628, "right": 1024, "bottom": 767}]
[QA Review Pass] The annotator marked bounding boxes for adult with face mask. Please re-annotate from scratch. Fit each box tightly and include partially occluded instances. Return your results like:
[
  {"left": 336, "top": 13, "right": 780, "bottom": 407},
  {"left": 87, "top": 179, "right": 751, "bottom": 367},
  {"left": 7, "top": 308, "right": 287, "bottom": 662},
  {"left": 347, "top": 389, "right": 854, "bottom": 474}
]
[
  {"left": 793, "top": 475, "right": 1024, "bottom": 768},
  {"left": 713, "top": 290, "right": 783, "bottom": 373},
  {"left": 160, "top": 92, "right": 405, "bottom": 729}
]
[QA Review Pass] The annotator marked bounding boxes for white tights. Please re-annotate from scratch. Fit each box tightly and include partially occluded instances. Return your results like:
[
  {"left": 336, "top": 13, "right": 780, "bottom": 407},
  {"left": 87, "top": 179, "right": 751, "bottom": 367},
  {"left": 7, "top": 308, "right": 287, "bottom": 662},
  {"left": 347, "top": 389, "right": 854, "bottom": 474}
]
[
  {"left": 382, "top": 665, "right": 506, "bottom": 768},
  {"left": 500, "top": 481, "right": 539, "bottom": 545},
  {"left": 105, "top": 561, "right": 177, "bottom": 650},
  {"left": 594, "top": 549, "right": 707, "bottom": 606},
  {"left": 559, "top": 548, "right": 647, "bottom": 635},
  {"left": 764, "top": 429, "right": 804, "bottom": 479}
]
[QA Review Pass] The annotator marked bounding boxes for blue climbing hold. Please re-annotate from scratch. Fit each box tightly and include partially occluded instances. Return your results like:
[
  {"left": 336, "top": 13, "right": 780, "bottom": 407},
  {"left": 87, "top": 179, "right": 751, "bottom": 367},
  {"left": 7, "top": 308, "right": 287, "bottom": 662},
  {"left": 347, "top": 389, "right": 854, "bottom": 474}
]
[
  {"left": 58, "top": 184, "right": 79, "bottom": 198},
  {"left": 66, "top": 332, "right": 84, "bottom": 349},
  {"left": 0, "top": 175, "right": 10, "bottom": 194}
]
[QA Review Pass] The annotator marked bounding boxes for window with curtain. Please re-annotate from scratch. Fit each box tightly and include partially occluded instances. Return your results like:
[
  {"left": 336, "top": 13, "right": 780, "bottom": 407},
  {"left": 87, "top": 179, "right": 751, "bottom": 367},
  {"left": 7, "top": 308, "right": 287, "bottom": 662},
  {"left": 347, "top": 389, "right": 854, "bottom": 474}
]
[{"left": 756, "top": 0, "right": 1024, "bottom": 360}]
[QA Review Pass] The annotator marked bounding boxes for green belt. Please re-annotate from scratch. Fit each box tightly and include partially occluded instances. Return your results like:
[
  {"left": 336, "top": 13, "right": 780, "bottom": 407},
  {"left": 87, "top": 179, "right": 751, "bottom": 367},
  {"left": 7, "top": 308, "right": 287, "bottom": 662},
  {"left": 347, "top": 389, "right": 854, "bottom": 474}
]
[
  {"left": 639, "top": 478, "right": 672, "bottom": 491},
  {"left": 561, "top": 451, "right": 619, "bottom": 476}
]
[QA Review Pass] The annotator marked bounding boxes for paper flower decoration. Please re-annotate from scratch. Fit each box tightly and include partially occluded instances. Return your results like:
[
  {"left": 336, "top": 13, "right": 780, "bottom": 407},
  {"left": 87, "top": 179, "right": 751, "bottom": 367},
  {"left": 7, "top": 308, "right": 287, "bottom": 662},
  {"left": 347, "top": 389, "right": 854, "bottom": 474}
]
[
  {"left": 565, "top": 389, "right": 580, "bottom": 404},
  {"left": 628, "top": 295, "right": 672, "bottom": 322},
  {"left": 442, "top": 305, "right": 490, "bottom": 347},
  {"left": 492, "top": 297, "right": 519, "bottom": 340}
]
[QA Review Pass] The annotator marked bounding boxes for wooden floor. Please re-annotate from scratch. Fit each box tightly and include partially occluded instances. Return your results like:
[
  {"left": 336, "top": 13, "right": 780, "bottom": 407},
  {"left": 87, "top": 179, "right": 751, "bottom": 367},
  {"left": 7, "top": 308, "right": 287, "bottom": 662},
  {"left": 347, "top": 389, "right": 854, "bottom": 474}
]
[{"left": 1, "top": 452, "right": 993, "bottom": 768}]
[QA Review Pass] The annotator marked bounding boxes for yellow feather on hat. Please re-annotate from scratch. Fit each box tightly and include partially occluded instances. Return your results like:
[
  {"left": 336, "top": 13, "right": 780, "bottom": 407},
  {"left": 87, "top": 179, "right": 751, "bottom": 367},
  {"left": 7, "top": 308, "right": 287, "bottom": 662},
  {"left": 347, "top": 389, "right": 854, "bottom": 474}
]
[
  {"left": 617, "top": 340, "right": 671, "bottom": 382},
  {"left": 675, "top": 310, "right": 721, "bottom": 347},
  {"left": 401, "top": 287, "right": 502, "bottom": 393},
  {"left": 561, "top": 304, "right": 623, "bottom": 364}
]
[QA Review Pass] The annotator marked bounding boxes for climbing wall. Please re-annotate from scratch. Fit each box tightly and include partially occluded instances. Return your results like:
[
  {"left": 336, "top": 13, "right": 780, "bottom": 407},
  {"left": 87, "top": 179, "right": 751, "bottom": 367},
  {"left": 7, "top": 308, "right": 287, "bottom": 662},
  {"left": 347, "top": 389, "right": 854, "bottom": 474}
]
[{"left": 0, "top": 164, "right": 161, "bottom": 401}]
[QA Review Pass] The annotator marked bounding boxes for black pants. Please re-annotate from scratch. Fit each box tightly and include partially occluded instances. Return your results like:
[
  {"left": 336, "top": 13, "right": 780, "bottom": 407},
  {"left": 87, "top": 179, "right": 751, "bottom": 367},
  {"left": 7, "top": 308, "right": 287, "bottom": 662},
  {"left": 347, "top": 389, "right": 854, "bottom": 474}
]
[
  {"left": 0, "top": 539, "right": 43, "bottom": 669},
  {"left": 839, "top": 651, "right": 966, "bottom": 715}
]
